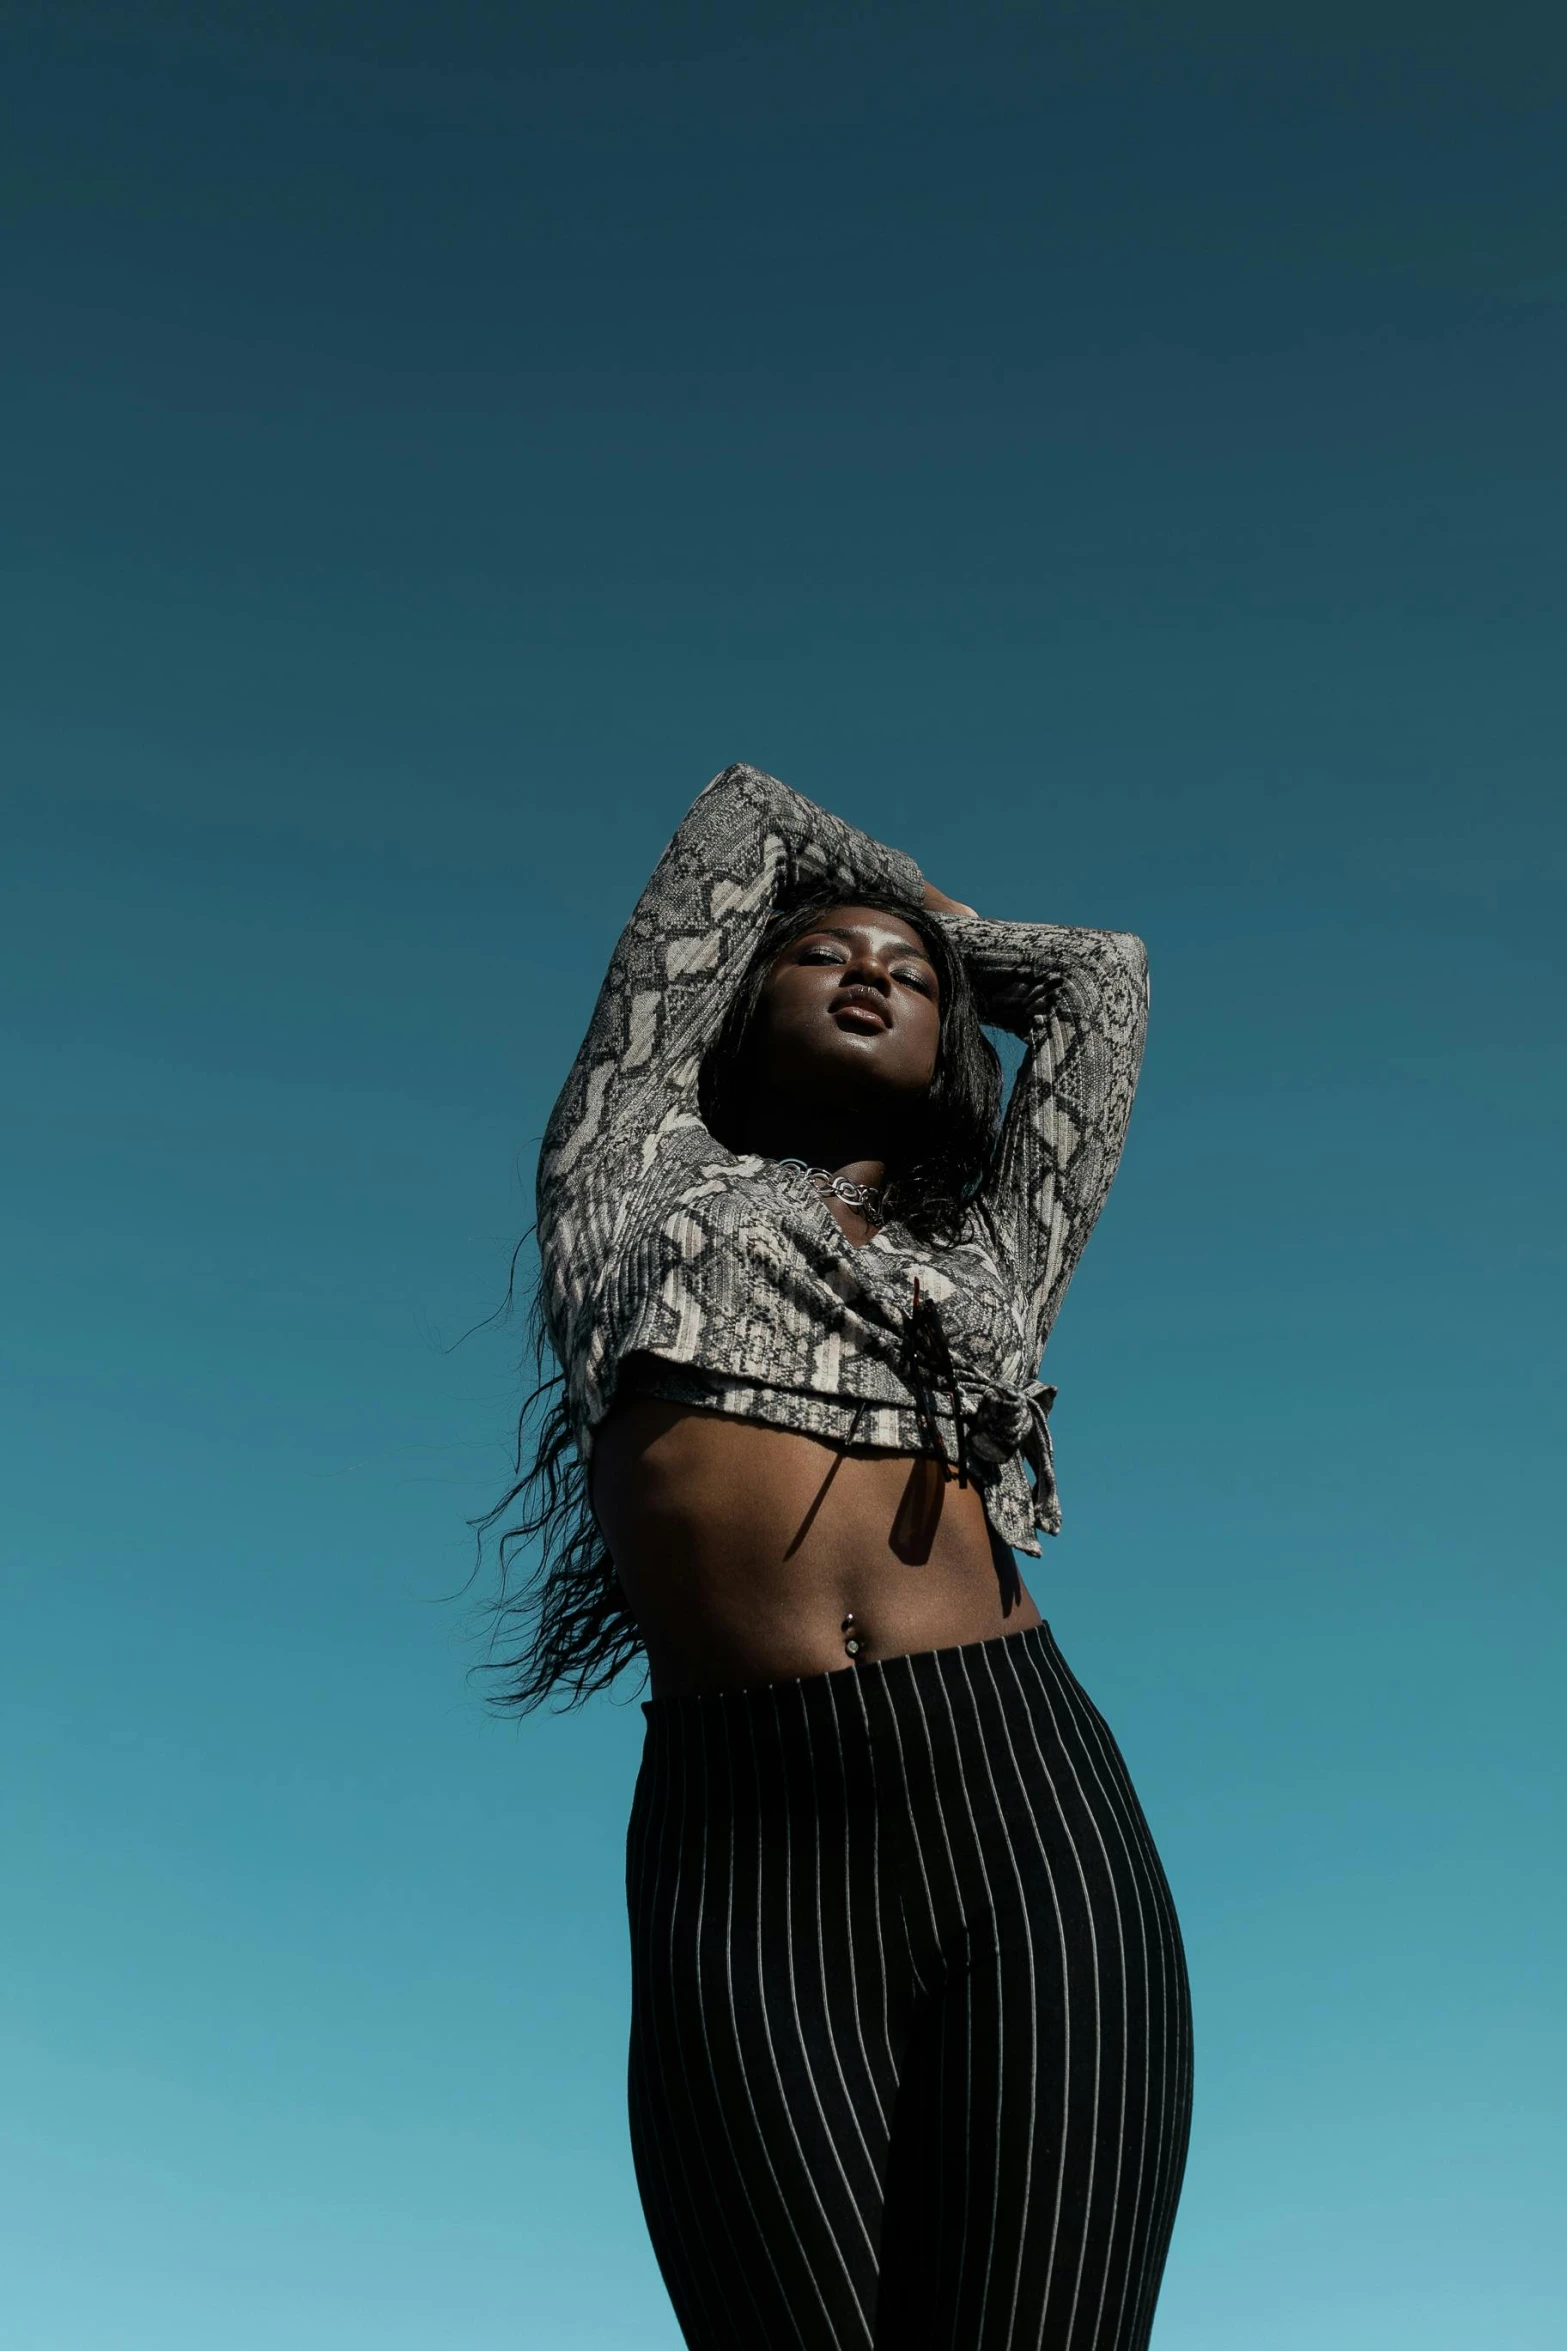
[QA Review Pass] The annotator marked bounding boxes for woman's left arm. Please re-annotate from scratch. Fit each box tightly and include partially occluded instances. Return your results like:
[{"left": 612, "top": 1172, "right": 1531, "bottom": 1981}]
[{"left": 933, "top": 905, "right": 1150, "bottom": 1360}]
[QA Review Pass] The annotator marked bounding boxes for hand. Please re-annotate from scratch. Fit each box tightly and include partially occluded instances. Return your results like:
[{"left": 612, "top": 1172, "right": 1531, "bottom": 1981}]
[{"left": 922, "top": 881, "right": 978, "bottom": 919}]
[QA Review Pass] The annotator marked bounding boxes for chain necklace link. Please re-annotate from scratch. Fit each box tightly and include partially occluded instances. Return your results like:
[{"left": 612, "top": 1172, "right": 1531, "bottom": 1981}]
[{"left": 774, "top": 1156, "right": 887, "bottom": 1226}]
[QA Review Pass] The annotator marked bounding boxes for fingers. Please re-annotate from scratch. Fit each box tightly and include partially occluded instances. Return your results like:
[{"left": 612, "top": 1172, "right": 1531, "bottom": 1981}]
[{"left": 922, "top": 882, "right": 979, "bottom": 919}]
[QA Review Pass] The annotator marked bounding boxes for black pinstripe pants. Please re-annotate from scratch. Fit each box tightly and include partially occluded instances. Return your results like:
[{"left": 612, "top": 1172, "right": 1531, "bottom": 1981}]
[{"left": 627, "top": 1621, "right": 1192, "bottom": 2351}]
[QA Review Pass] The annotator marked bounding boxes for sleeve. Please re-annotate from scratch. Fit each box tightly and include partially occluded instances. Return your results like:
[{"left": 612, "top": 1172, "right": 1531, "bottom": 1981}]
[
  {"left": 536, "top": 762, "right": 923, "bottom": 1340},
  {"left": 938, "top": 914, "right": 1150, "bottom": 1363}
]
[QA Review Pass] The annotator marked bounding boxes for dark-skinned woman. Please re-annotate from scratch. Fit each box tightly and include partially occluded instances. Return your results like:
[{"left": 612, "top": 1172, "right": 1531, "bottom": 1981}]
[{"left": 500, "top": 763, "right": 1191, "bottom": 2351}]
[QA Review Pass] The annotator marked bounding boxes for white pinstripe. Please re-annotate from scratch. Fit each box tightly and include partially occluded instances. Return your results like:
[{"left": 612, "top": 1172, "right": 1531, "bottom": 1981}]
[
  {"left": 896, "top": 1658, "right": 986, "bottom": 2333},
  {"left": 1076, "top": 1706, "right": 1191, "bottom": 2351},
  {"left": 945, "top": 1646, "right": 1051, "bottom": 2351},
  {"left": 1062, "top": 1667, "right": 1192, "bottom": 2326},
  {"left": 766, "top": 1694, "right": 881, "bottom": 2269},
  {"left": 705, "top": 1705, "right": 822, "bottom": 2349},
  {"left": 828, "top": 1688, "right": 897, "bottom": 2124},
  {"left": 976, "top": 1636, "right": 1105, "bottom": 2351},
  {"left": 742, "top": 1706, "right": 875, "bottom": 2343},
  {"left": 856, "top": 1667, "right": 935, "bottom": 1999},
  {"left": 1025, "top": 1638, "right": 1191, "bottom": 2351},
  {"left": 796, "top": 1691, "right": 889, "bottom": 2173},
  {"left": 909, "top": 1654, "right": 1027, "bottom": 2347},
  {"left": 1005, "top": 1635, "right": 1138, "bottom": 2351},
  {"left": 1025, "top": 1640, "right": 1168, "bottom": 2351},
  {"left": 686, "top": 1712, "right": 805, "bottom": 2344},
  {"left": 630, "top": 1722, "right": 730, "bottom": 2345}
]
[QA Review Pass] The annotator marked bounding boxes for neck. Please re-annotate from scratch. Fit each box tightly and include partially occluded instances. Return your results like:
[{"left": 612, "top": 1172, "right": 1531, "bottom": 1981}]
[
  {"left": 744, "top": 1107, "right": 891, "bottom": 1191},
  {"left": 787, "top": 1152, "right": 888, "bottom": 1194}
]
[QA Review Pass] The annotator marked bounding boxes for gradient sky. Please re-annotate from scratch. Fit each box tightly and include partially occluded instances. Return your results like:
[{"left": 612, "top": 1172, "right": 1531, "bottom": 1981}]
[{"left": 3, "top": 4, "right": 1564, "bottom": 2346}]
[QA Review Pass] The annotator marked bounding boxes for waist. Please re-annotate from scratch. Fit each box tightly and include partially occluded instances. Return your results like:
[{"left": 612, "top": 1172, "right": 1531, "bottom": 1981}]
[
  {"left": 591, "top": 1399, "right": 1038, "bottom": 1698},
  {"left": 636, "top": 1617, "right": 1066, "bottom": 1762}
]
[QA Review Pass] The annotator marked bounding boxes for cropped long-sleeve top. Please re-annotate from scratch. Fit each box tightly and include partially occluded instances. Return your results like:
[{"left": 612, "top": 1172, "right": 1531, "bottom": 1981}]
[{"left": 535, "top": 764, "right": 1148, "bottom": 1556}]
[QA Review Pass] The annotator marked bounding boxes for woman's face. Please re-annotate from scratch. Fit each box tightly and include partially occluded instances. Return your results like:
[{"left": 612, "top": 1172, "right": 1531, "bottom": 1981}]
[{"left": 751, "top": 905, "right": 942, "bottom": 1110}]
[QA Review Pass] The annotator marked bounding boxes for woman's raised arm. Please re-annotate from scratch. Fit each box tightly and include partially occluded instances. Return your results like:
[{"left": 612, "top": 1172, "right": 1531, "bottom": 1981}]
[
  {"left": 934, "top": 910, "right": 1150, "bottom": 1363},
  {"left": 536, "top": 763, "right": 922, "bottom": 1330}
]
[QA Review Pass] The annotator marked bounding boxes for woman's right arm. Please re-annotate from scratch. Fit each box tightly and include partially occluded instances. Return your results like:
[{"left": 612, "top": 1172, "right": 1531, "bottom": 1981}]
[{"left": 536, "top": 763, "right": 922, "bottom": 1329}]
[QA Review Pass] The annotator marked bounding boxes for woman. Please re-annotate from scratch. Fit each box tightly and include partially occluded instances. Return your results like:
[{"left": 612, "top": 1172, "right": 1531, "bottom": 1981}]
[{"left": 497, "top": 762, "right": 1191, "bottom": 2351}]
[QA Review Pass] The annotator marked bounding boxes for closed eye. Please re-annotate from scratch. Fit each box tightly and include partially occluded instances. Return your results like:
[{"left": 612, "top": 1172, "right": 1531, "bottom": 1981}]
[{"left": 792, "top": 940, "right": 935, "bottom": 995}]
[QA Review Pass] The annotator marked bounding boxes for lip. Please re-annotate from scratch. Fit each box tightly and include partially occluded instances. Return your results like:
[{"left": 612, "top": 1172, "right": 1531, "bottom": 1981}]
[{"left": 830, "top": 990, "right": 892, "bottom": 1033}]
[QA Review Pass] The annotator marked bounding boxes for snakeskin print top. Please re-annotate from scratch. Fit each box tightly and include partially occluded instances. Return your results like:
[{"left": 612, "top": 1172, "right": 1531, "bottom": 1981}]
[{"left": 535, "top": 764, "right": 1148, "bottom": 1554}]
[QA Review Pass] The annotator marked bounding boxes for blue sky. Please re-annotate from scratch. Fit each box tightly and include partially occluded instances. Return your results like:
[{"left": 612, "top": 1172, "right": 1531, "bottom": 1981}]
[{"left": 2, "top": 3, "right": 1563, "bottom": 2345}]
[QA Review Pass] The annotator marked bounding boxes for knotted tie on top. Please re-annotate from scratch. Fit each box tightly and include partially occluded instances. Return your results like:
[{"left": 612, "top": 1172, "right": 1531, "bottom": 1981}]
[{"left": 900, "top": 1282, "right": 1059, "bottom": 1534}]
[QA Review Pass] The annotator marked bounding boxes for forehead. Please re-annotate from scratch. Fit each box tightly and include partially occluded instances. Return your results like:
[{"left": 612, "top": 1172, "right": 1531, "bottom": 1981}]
[{"left": 791, "top": 905, "right": 934, "bottom": 960}]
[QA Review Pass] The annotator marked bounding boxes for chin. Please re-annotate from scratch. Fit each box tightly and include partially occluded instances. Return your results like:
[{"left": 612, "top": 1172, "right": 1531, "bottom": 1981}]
[{"left": 813, "top": 1051, "right": 932, "bottom": 1113}]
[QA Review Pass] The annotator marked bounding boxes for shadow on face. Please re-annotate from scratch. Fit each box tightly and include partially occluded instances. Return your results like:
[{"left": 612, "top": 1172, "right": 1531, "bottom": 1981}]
[{"left": 750, "top": 904, "right": 942, "bottom": 1121}]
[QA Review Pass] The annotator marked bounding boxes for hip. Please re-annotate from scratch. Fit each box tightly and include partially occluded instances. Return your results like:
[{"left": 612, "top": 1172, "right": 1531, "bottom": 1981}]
[{"left": 628, "top": 1619, "right": 1183, "bottom": 1950}]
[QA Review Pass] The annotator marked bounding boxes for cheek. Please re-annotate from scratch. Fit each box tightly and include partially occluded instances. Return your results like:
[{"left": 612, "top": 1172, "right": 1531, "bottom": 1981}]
[
  {"left": 913, "top": 1002, "right": 943, "bottom": 1081},
  {"left": 751, "top": 975, "right": 824, "bottom": 1063},
  {"left": 759, "top": 973, "right": 822, "bottom": 1034}
]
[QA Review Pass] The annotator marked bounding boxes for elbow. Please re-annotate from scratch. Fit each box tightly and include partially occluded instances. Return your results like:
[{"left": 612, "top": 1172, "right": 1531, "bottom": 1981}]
[
  {"left": 698, "top": 761, "right": 766, "bottom": 804},
  {"left": 1112, "top": 929, "right": 1149, "bottom": 1000}
]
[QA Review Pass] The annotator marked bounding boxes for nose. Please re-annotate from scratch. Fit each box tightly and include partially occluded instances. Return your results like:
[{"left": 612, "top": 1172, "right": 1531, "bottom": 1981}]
[{"left": 840, "top": 947, "right": 891, "bottom": 992}]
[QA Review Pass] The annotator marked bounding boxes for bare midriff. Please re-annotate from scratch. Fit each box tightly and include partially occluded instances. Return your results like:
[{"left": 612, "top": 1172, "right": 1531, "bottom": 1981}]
[{"left": 590, "top": 1392, "right": 1041, "bottom": 1699}]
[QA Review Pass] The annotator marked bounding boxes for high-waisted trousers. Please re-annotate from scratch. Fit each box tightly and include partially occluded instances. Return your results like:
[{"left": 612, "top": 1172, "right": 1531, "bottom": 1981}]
[{"left": 626, "top": 1621, "right": 1192, "bottom": 2351}]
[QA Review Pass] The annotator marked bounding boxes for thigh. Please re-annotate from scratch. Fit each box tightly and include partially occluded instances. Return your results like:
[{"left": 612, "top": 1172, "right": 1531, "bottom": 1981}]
[
  {"left": 875, "top": 1632, "right": 1193, "bottom": 2351},
  {"left": 627, "top": 1710, "right": 899, "bottom": 2351}
]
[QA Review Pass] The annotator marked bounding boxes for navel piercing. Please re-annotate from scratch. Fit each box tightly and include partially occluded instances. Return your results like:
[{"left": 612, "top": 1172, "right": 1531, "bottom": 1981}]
[{"left": 842, "top": 1611, "right": 865, "bottom": 1660}]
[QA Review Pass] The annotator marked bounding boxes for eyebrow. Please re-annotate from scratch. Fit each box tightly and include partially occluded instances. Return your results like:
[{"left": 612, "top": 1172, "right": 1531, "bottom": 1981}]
[{"left": 805, "top": 924, "right": 935, "bottom": 963}]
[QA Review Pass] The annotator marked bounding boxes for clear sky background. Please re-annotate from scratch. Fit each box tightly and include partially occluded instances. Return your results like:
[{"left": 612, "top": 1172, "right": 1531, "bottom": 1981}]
[{"left": 2, "top": 3, "right": 1563, "bottom": 2346}]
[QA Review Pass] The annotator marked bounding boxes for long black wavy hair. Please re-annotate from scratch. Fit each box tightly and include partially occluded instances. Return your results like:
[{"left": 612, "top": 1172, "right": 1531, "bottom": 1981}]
[{"left": 476, "top": 884, "right": 1004, "bottom": 1712}]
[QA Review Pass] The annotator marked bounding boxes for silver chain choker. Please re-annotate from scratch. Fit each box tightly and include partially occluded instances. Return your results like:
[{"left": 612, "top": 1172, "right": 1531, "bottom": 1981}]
[{"left": 776, "top": 1157, "right": 886, "bottom": 1225}]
